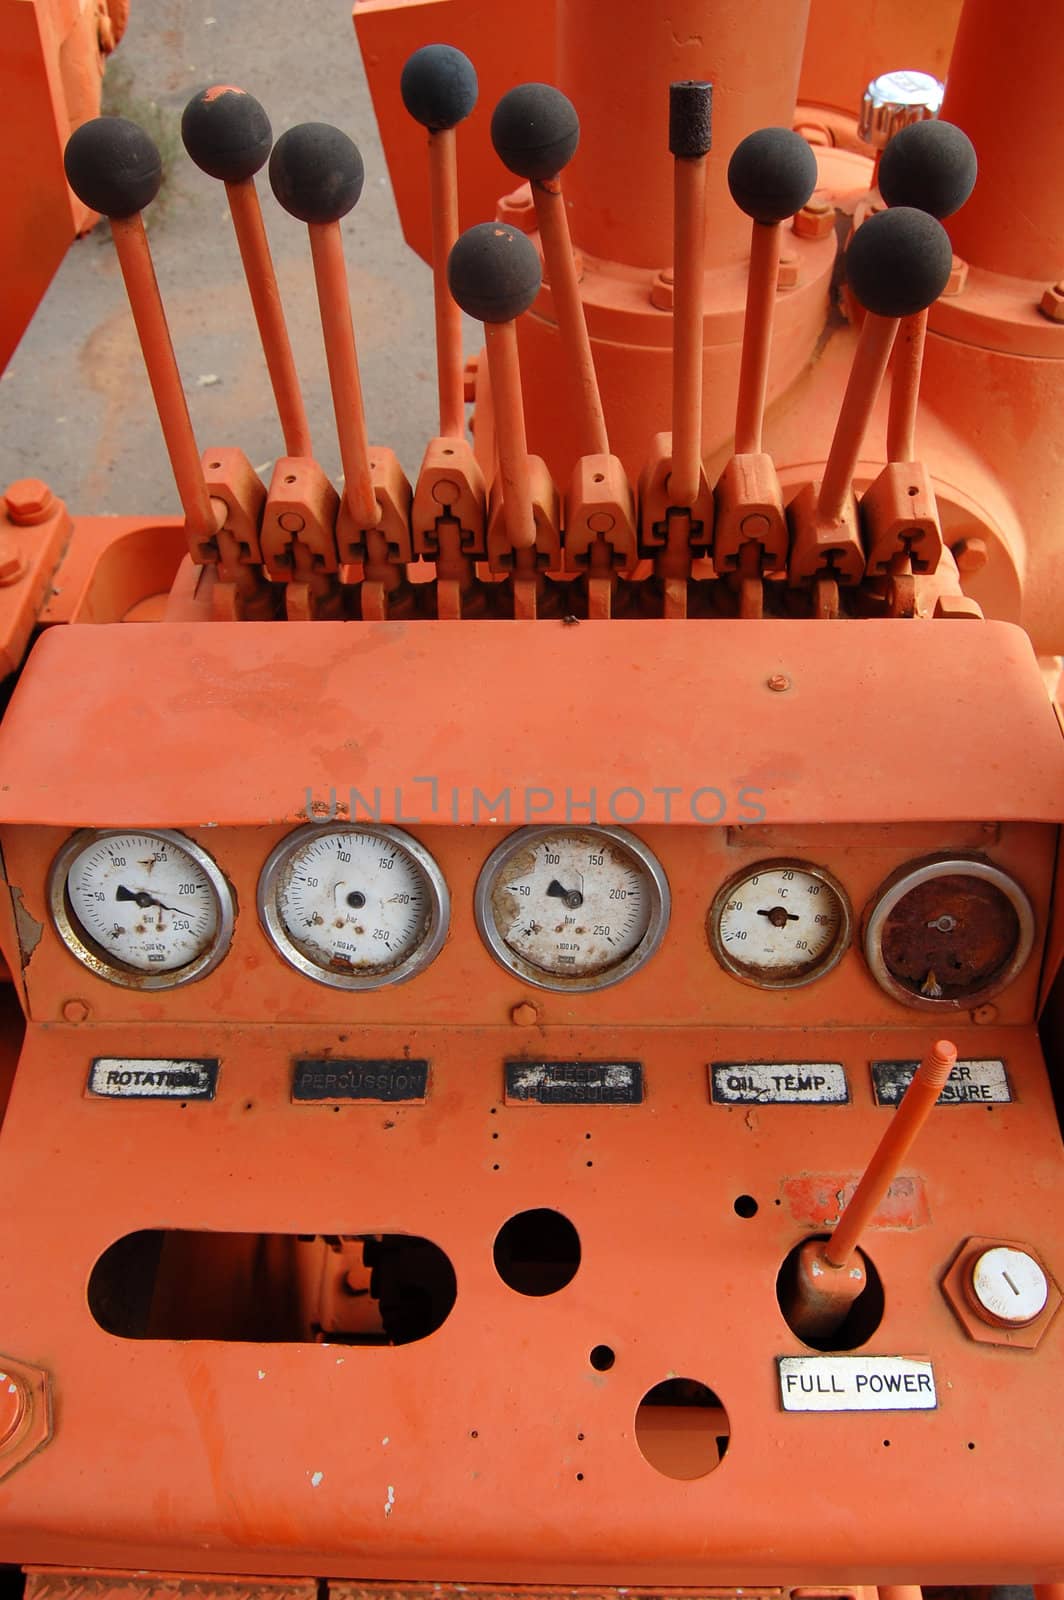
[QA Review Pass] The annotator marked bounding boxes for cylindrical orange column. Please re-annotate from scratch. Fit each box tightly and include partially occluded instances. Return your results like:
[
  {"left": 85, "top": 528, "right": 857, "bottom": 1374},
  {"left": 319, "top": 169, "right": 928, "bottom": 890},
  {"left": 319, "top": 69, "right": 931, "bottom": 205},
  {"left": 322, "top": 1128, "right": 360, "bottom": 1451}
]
[
  {"left": 556, "top": 0, "right": 811, "bottom": 270},
  {"left": 942, "top": 0, "right": 1064, "bottom": 281}
]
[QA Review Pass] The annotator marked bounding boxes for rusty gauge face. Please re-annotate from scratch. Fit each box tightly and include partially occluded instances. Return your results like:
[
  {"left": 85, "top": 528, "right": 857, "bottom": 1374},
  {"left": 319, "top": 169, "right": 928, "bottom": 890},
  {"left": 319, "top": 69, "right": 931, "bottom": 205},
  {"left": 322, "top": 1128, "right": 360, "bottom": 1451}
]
[
  {"left": 258, "top": 823, "right": 449, "bottom": 989},
  {"left": 49, "top": 829, "right": 234, "bottom": 989},
  {"left": 864, "top": 856, "right": 1035, "bottom": 1008},
  {"left": 475, "top": 825, "right": 670, "bottom": 992},
  {"left": 709, "top": 859, "right": 852, "bottom": 988}
]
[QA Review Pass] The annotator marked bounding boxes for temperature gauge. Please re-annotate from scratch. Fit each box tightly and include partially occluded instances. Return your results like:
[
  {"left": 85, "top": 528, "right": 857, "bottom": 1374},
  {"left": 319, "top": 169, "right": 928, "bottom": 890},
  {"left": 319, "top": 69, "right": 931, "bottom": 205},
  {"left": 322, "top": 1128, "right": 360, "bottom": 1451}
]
[
  {"left": 258, "top": 823, "right": 449, "bottom": 988},
  {"left": 475, "top": 825, "right": 669, "bottom": 991},
  {"left": 709, "top": 860, "right": 851, "bottom": 988},
  {"left": 49, "top": 829, "right": 233, "bottom": 988}
]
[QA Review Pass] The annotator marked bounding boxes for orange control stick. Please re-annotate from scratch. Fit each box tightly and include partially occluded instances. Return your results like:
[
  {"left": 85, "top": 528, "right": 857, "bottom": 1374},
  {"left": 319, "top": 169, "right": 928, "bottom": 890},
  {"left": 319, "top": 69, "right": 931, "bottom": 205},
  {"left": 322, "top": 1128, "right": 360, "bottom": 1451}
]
[
  {"left": 668, "top": 81, "right": 713, "bottom": 507},
  {"left": 269, "top": 123, "right": 380, "bottom": 531},
  {"left": 182, "top": 86, "right": 312, "bottom": 459},
  {"left": 492, "top": 83, "right": 608, "bottom": 459},
  {"left": 448, "top": 223, "right": 543, "bottom": 553},
  {"left": 877, "top": 120, "right": 978, "bottom": 462},
  {"left": 785, "top": 1040, "right": 958, "bottom": 1341},
  {"left": 401, "top": 47, "right": 479, "bottom": 440},
  {"left": 62, "top": 117, "right": 220, "bottom": 555}
]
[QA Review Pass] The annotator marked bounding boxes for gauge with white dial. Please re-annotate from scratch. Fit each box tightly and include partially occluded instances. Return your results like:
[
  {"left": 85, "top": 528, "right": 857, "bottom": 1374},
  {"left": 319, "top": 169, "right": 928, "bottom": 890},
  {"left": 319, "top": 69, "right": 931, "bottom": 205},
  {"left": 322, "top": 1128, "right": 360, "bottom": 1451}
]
[
  {"left": 475, "top": 826, "right": 669, "bottom": 991},
  {"left": 709, "top": 860, "right": 851, "bottom": 988},
  {"left": 49, "top": 829, "right": 233, "bottom": 988},
  {"left": 258, "top": 823, "right": 449, "bottom": 988}
]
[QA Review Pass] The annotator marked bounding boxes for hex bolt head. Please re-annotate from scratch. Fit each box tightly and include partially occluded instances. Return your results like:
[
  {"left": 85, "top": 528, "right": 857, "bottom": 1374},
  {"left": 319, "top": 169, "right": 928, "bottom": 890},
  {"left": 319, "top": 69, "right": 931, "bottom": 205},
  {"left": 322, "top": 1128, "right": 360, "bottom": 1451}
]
[
  {"left": 0, "top": 1372, "right": 27, "bottom": 1448},
  {"left": 1039, "top": 282, "right": 1064, "bottom": 323},
  {"left": 952, "top": 535, "right": 989, "bottom": 573},
  {"left": 970, "top": 1246, "right": 1049, "bottom": 1326},
  {"left": 511, "top": 1001, "right": 539, "bottom": 1027},
  {"left": 4, "top": 478, "right": 56, "bottom": 526}
]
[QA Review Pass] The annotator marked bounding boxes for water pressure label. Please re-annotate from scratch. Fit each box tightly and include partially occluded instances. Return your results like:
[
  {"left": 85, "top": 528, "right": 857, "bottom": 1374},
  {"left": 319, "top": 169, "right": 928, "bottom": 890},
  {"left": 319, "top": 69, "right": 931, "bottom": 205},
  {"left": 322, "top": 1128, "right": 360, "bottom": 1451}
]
[
  {"left": 711, "top": 1062, "right": 849, "bottom": 1105},
  {"left": 778, "top": 1355, "right": 937, "bottom": 1412},
  {"left": 87, "top": 1058, "right": 219, "bottom": 1099},
  {"left": 872, "top": 1058, "right": 1011, "bottom": 1106},
  {"left": 505, "top": 1061, "right": 643, "bottom": 1104}
]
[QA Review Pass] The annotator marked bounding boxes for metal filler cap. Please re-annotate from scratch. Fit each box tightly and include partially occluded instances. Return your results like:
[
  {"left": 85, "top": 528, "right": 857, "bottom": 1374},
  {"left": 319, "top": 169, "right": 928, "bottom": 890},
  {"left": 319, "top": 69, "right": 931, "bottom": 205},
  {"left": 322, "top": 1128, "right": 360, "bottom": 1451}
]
[
  {"left": 970, "top": 1246, "right": 1049, "bottom": 1326},
  {"left": 859, "top": 70, "right": 945, "bottom": 149}
]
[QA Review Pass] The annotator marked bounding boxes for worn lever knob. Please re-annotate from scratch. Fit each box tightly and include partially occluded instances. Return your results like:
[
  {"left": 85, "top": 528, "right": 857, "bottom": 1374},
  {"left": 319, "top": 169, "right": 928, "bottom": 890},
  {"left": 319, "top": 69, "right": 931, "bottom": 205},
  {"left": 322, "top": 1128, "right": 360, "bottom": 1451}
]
[
  {"left": 401, "top": 43, "right": 478, "bottom": 131},
  {"left": 878, "top": 119, "right": 978, "bottom": 220},
  {"left": 846, "top": 205, "right": 953, "bottom": 318},
  {"left": 269, "top": 123, "right": 365, "bottom": 224},
  {"left": 447, "top": 221, "right": 542, "bottom": 323},
  {"left": 727, "top": 126, "right": 818, "bottom": 224},
  {"left": 64, "top": 116, "right": 162, "bottom": 217},
  {"left": 491, "top": 83, "right": 580, "bottom": 180},
  {"left": 181, "top": 85, "right": 273, "bottom": 182}
]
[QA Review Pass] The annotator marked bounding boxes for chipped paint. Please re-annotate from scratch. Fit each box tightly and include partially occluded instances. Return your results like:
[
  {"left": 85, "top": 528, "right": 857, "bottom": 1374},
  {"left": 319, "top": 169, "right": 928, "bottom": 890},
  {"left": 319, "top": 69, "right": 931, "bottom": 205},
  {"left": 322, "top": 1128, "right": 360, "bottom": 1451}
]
[
  {"left": 384, "top": 1484, "right": 395, "bottom": 1516},
  {"left": 257, "top": 1370, "right": 266, "bottom": 1381},
  {"left": 310, "top": 1470, "right": 324, "bottom": 1488},
  {"left": 9, "top": 887, "right": 42, "bottom": 968}
]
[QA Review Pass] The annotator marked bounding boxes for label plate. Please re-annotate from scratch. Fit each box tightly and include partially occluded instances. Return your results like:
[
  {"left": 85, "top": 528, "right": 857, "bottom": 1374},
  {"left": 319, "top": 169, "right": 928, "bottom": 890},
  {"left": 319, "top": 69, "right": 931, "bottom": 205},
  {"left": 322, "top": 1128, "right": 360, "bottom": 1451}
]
[
  {"left": 710, "top": 1062, "right": 849, "bottom": 1105},
  {"left": 505, "top": 1061, "right": 643, "bottom": 1104},
  {"left": 87, "top": 1058, "right": 219, "bottom": 1100},
  {"left": 872, "top": 1058, "right": 1011, "bottom": 1106},
  {"left": 292, "top": 1059, "right": 428, "bottom": 1103},
  {"left": 778, "top": 1355, "right": 937, "bottom": 1412}
]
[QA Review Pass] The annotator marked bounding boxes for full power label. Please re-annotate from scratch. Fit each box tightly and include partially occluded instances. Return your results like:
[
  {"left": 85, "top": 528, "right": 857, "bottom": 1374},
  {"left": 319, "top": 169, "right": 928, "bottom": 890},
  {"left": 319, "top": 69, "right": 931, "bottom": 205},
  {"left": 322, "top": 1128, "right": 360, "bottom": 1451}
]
[
  {"left": 778, "top": 1355, "right": 937, "bottom": 1412},
  {"left": 872, "top": 1058, "right": 1011, "bottom": 1106},
  {"left": 711, "top": 1062, "right": 849, "bottom": 1105}
]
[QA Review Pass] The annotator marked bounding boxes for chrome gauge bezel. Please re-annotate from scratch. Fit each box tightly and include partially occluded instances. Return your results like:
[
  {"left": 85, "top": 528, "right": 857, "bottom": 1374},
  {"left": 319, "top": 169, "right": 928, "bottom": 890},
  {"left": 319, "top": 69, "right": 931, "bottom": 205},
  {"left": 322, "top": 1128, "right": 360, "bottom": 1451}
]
[
  {"left": 863, "top": 855, "right": 1035, "bottom": 1010},
  {"left": 48, "top": 828, "right": 235, "bottom": 990},
  {"left": 474, "top": 824, "right": 670, "bottom": 993},
  {"left": 708, "top": 858, "right": 853, "bottom": 989},
  {"left": 258, "top": 822, "right": 450, "bottom": 990}
]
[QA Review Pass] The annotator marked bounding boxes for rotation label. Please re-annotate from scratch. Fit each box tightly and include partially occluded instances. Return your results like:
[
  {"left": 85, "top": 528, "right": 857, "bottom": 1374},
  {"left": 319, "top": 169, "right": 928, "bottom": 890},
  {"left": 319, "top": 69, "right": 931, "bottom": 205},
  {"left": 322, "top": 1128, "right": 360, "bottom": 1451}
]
[
  {"left": 87, "top": 1058, "right": 219, "bottom": 1099},
  {"left": 872, "top": 1057, "right": 1011, "bottom": 1106},
  {"left": 505, "top": 1060, "right": 643, "bottom": 1104},
  {"left": 710, "top": 1061, "right": 849, "bottom": 1105}
]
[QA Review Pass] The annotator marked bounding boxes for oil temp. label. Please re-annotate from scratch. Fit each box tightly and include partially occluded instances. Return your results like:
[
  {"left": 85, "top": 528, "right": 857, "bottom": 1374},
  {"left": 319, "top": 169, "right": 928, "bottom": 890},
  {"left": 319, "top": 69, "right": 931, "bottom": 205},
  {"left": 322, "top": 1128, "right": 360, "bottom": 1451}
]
[
  {"left": 778, "top": 1355, "right": 937, "bottom": 1412},
  {"left": 292, "top": 1059, "right": 428, "bottom": 1103},
  {"left": 710, "top": 1062, "right": 849, "bottom": 1105},
  {"left": 505, "top": 1061, "right": 643, "bottom": 1104},
  {"left": 872, "top": 1058, "right": 1012, "bottom": 1106},
  {"left": 87, "top": 1058, "right": 219, "bottom": 1099}
]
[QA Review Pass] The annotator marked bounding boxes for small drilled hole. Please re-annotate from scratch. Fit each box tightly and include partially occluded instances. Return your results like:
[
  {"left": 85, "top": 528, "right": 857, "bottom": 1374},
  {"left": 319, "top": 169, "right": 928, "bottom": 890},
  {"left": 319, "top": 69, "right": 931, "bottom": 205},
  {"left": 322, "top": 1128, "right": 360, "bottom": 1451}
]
[
  {"left": 590, "top": 1344, "right": 615, "bottom": 1371},
  {"left": 576, "top": 1472, "right": 584, "bottom": 1480},
  {"left": 883, "top": 1439, "right": 891, "bottom": 1447},
  {"left": 577, "top": 1432, "right": 585, "bottom": 1440},
  {"left": 593, "top": 473, "right": 604, "bottom": 484},
  {"left": 492, "top": 1131, "right": 500, "bottom": 1139},
  {"left": 968, "top": 1441, "right": 976, "bottom": 1450},
  {"left": 443, "top": 448, "right": 454, "bottom": 455},
  {"left": 209, "top": 461, "right": 222, "bottom": 469},
  {"left": 734, "top": 1194, "right": 758, "bottom": 1218},
  {"left": 585, "top": 1132, "right": 592, "bottom": 1140},
  {"left": 586, "top": 1160, "right": 593, "bottom": 1168},
  {"left": 907, "top": 485, "right": 919, "bottom": 496},
  {"left": 469, "top": 1429, "right": 478, "bottom": 1439},
  {"left": 285, "top": 474, "right": 296, "bottom": 484},
  {"left": 492, "top": 1163, "right": 501, "bottom": 1171}
]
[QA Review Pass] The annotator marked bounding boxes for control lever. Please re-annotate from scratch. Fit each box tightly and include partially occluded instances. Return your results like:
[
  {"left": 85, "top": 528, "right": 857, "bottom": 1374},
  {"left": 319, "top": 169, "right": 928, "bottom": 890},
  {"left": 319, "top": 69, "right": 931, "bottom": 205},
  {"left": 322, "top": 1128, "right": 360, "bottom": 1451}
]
[
  {"left": 639, "top": 82, "right": 715, "bottom": 618},
  {"left": 784, "top": 1040, "right": 957, "bottom": 1341},
  {"left": 182, "top": 85, "right": 312, "bottom": 458},
  {"left": 789, "top": 206, "right": 953, "bottom": 611},
  {"left": 448, "top": 222, "right": 559, "bottom": 616},
  {"left": 491, "top": 83, "right": 606, "bottom": 458},
  {"left": 401, "top": 45, "right": 478, "bottom": 440},
  {"left": 63, "top": 119, "right": 219, "bottom": 560},
  {"left": 716, "top": 128, "right": 818, "bottom": 611},
  {"left": 491, "top": 83, "right": 636, "bottom": 616},
  {"left": 269, "top": 124, "right": 413, "bottom": 619},
  {"left": 402, "top": 46, "right": 487, "bottom": 619}
]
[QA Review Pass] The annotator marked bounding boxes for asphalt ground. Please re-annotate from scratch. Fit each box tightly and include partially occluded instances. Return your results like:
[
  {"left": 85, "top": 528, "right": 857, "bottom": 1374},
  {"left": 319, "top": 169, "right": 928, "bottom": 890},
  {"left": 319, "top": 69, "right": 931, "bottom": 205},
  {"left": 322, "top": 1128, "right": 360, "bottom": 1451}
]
[{"left": 0, "top": 0, "right": 477, "bottom": 513}]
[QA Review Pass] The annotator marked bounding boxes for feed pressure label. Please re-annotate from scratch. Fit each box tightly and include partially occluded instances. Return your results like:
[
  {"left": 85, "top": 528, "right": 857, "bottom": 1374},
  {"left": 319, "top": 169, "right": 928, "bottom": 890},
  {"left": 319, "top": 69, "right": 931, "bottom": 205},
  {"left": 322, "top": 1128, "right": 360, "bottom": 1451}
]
[{"left": 505, "top": 1061, "right": 644, "bottom": 1104}]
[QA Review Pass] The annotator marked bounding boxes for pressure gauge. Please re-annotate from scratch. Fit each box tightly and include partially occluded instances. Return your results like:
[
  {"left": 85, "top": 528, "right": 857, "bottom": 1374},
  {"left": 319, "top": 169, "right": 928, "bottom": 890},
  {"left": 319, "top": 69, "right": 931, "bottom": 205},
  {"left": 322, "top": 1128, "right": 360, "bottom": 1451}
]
[
  {"left": 709, "top": 860, "right": 851, "bottom": 988},
  {"left": 49, "top": 829, "right": 234, "bottom": 989},
  {"left": 475, "top": 825, "right": 669, "bottom": 992},
  {"left": 864, "top": 856, "right": 1035, "bottom": 1008},
  {"left": 258, "top": 823, "right": 449, "bottom": 988}
]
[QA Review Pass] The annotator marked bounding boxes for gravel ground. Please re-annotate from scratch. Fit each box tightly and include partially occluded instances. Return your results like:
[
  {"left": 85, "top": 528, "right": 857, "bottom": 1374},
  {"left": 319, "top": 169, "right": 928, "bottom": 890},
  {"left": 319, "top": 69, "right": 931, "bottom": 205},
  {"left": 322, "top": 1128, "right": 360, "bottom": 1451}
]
[{"left": 0, "top": 0, "right": 476, "bottom": 511}]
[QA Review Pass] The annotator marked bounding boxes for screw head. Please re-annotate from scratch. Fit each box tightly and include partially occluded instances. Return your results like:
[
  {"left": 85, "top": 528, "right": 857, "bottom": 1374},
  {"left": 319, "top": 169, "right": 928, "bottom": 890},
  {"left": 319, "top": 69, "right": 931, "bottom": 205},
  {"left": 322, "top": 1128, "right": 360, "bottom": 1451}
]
[
  {"left": 766, "top": 672, "right": 791, "bottom": 693},
  {"left": 61, "top": 998, "right": 90, "bottom": 1024},
  {"left": 970, "top": 1246, "right": 1049, "bottom": 1326}
]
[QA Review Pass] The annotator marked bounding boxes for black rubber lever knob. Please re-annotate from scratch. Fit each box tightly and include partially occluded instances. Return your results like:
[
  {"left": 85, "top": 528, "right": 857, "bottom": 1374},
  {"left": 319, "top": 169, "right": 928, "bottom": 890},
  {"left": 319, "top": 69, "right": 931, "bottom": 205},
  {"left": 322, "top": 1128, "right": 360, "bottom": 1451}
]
[
  {"left": 846, "top": 206, "right": 954, "bottom": 318},
  {"left": 669, "top": 81, "right": 713, "bottom": 159},
  {"left": 490, "top": 83, "right": 579, "bottom": 180},
  {"left": 447, "top": 222, "right": 542, "bottom": 323},
  {"left": 268, "top": 123, "right": 365, "bottom": 224},
  {"left": 728, "top": 126, "right": 819, "bottom": 224},
  {"left": 181, "top": 86, "right": 273, "bottom": 182},
  {"left": 878, "top": 119, "right": 977, "bottom": 220},
  {"left": 401, "top": 44, "right": 478, "bottom": 131},
  {"left": 64, "top": 116, "right": 162, "bottom": 218}
]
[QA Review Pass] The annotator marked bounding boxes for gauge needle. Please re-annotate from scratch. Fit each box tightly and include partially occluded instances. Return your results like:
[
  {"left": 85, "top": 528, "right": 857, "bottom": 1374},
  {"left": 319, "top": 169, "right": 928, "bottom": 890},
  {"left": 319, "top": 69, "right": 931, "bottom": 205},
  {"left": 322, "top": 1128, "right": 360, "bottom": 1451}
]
[
  {"left": 546, "top": 878, "right": 584, "bottom": 910},
  {"left": 115, "top": 884, "right": 186, "bottom": 916}
]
